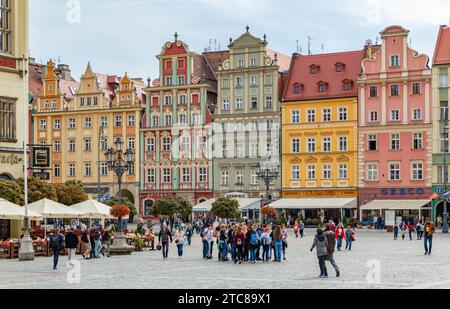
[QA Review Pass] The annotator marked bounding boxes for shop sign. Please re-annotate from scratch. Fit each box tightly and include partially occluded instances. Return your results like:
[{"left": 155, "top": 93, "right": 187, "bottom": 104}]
[
  {"left": 0, "top": 154, "right": 23, "bottom": 166},
  {"left": 380, "top": 188, "right": 425, "bottom": 196},
  {"left": 31, "top": 146, "right": 50, "bottom": 168},
  {"left": 0, "top": 56, "right": 16, "bottom": 69}
]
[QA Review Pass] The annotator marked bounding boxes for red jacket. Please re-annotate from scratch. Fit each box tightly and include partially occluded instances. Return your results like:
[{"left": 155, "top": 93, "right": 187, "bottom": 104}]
[{"left": 335, "top": 228, "right": 345, "bottom": 239}]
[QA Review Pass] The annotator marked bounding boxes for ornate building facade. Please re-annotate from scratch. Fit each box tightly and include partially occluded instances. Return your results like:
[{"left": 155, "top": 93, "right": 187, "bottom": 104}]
[
  {"left": 211, "top": 27, "right": 289, "bottom": 202},
  {"left": 139, "top": 34, "right": 217, "bottom": 218}
]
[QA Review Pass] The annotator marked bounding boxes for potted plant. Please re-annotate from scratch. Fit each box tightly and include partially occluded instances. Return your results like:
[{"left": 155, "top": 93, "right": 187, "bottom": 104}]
[
  {"left": 133, "top": 236, "right": 144, "bottom": 251},
  {"left": 356, "top": 221, "right": 363, "bottom": 229}
]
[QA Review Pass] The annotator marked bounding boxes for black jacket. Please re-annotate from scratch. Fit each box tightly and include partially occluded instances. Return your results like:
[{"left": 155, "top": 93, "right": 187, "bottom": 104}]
[{"left": 65, "top": 232, "right": 79, "bottom": 249}]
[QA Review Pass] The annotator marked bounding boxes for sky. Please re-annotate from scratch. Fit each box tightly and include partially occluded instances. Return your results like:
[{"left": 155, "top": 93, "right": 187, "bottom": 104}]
[{"left": 30, "top": 0, "right": 450, "bottom": 80}]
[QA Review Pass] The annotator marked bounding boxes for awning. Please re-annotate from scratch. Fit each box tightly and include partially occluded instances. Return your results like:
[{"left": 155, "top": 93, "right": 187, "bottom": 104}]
[
  {"left": 193, "top": 198, "right": 262, "bottom": 213},
  {"left": 70, "top": 200, "right": 112, "bottom": 219},
  {"left": 359, "top": 200, "right": 432, "bottom": 211},
  {"left": 270, "top": 198, "right": 357, "bottom": 210},
  {"left": 28, "top": 199, "right": 86, "bottom": 218},
  {"left": 0, "top": 199, "right": 43, "bottom": 220}
]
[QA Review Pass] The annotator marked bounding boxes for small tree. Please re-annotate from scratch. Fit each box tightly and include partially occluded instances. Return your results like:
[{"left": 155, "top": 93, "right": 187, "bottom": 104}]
[
  {"left": 211, "top": 198, "right": 240, "bottom": 220},
  {"left": 105, "top": 196, "right": 137, "bottom": 219},
  {"left": 0, "top": 179, "right": 24, "bottom": 205},
  {"left": 152, "top": 196, "right": 179, "bottom": 217},
  {"left": 261, "top": 205, "right": 276, "bottom": 224},
  {"left": 55, "top": 181, "right": 88, "bottom": 205},
  {"left": 16, "top": 177, "right": 57, "bottom": 204},
  {"left": 175, "top": 196, "right": 193, "bottom": 217}
]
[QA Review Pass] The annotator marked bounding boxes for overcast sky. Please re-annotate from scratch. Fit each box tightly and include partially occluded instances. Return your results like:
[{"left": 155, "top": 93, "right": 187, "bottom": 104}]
[{"left": 30, "top": 0, "right": 450, "bottom": 80}]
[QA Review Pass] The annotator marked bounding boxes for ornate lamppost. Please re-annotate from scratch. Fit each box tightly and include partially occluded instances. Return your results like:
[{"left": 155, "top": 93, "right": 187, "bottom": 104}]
[
  {"left": 443, "top": 124, "right": 449, "bottom": 234},
  {"left": 104, "top": 137, "right": 135, "bottom": 254},
  {"left": 256, "top": 157, "right": 279, "bottom": 222}
]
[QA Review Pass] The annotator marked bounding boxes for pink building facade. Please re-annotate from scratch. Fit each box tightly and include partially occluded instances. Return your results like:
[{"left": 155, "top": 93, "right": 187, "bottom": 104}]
[{"left": 358, "top": 26, "right": 433, "bottom": 205}]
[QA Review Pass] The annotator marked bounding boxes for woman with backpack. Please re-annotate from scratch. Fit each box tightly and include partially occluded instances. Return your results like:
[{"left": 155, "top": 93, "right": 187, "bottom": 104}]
[
  {"left": 281, "top": 225, "right": 288, "bottom": 261},
  {"left": 248, "top": 224, "right": 259, "bottom": 264},
  {"left": 310, "top": 228, "right": 329, "bottom": 278},
  {"left": 260, "top": 227, "right": 271, "bottom": 262},
  {"left": 233, "top": 225, "right": 245, "bottom": 264},
  {"left": 273, "top": 225, "right": 282, "bottom": 262},
  {"left": 174, "top": 227, "right": 186, "bottom": 258}
]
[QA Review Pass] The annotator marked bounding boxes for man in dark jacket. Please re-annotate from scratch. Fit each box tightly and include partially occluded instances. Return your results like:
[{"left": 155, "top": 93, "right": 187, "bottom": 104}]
[
  {"left": 324, "top": 223, "right": 340, "bottom": 277},
  {"left": 50, "top": 228, "right": 65, "bottom": 270},
  {"left": 158, "top": 223, "right": 173, "bottom": 259},
  {"left": 65, "top": 228, "right": 79, "bottom": 265}
]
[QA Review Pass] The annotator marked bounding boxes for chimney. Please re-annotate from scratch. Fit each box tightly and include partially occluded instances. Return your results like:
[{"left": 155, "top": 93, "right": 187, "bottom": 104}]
[
  {"left": 41, "top": 64, "right": 47, "bottom": 80},
  {"left": 58, "top": 64, "right": 71, "bottom": 80}
]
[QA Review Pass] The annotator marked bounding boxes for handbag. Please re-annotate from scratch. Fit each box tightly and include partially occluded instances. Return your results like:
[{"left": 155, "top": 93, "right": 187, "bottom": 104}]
[{"left": 156, "top": 244, "right": 162, "bottom": 251}]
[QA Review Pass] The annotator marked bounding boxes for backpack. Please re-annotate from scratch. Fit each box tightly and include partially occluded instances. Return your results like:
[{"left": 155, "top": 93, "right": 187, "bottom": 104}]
[
  {"left": 261, "top": 234, "right": 268, "bottom": 246},
  {"left": 250, "top": 233, "right": 259, "bottom": 246},
  {"left": 50, "top": 234, "right": 61, "bottom": 250}
]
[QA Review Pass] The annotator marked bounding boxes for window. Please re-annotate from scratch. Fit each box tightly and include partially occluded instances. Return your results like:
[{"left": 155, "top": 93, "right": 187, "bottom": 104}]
[
  {"left": 178, "top": 76, "right": 185, "bottom": 86},
  {"left": 236, "top": 122, "right": 244, "bottom": 132},
  {"left": 390, "top": 84, "right": 399, "bottom": 96},
  {"left": 440, "top": 101, "right": 448, "bottom": 121},
  {"left": 339, "top": 164, "right": 348, "bottom": 179},
  {"left": 308, "top": 138, "right": 316, "bottom": 153},
  {"left": 413, "top": 133, "right": 423, "bottom": 150},
  {"left": 162, "top": 137, "right": 171, "bottom": 151},
  {"left": 192, "top": 114, "right": 200, "bottom": 126},
  {"left": 222, "top": 79, "right": 229, "bottom": 89},
  {"left": 292, "top": 110, "right": 300, "bottom": 123},
  {"left": 80, "top": 98, "right": 85, "bottom": 106},
  {"left": 127, "top": 137, "right": 135, "bottom": 150},
  {"left": 250, "top": 76, "right": 258, "bottom": 86},
  {"left": 391, "top": 133, "right": 400, "bottom": 150},
  {"left": 251, "top": 121, "right": 258, "bottom": 131},
  {"left": 413, "top": 109, "right": 422, "bottom": 121},
  {"left": 84, "top": 163, "right": 92, "bottom": 177},
  {"left": 69, "top": 164, "right": 76, "bottom": 177},
  {"left": 237, "top": 59, "right": 244, "bottom": 68},
  {"left": 0, "top": 98, "right": 15, "bottom": 140},
  {"left": 100, "top": 163, "right": 108, "bottom": 176},
  {"left": 179, "top": 95, "right": 186, "bottom": 105},
  {"left": 266, "top": 120, "right": 273, "bottom": 130},
  {"left": 437, "top": 166, "right": 448, "bottom": 184},
  {"left": 368, "top": 135, "right": 377, "bottom": 151},
  {"left": 367, "top": 163, "right": 378, "bottom": 181},
  {"left": 198, "top": 136, "right": 207, "bottom": 151},
  {"left": 146, "top": 138, "right": 155, "bottom": 152},
  {"left": 115, "top": 115, "right": 122, "bottom": 127},
  {"left": 166, "top": 77, "right": 173, "bottom": 87},
  {"left": 165, "top": 115, "right": 172, "bottom": 127},
  {"left": 93, "top": 97, "right": 98, "bottom": 106},
  {"left": 307, "top": 165, "right": 316, "bottom": 180},
  {"left": 127, "top": 115, "right": 135, "bottom": 127},
  {"left": 236, "top": 98, "right": 243, "bottom": 110},
  {"left": 39, "top": 120, "right": 47, "bottom": 131},
  {"left": 180, "top": 168, "right": 190, "bottom": 183},
  {"left": 250, "top": 143, "right": 258, "bottom": 157},
  {"left": 251, "top": 170, "right": 258, "bottom": 185},
  {"left": 162, "top": 168, "right": 171, "bottom": 183},
  {"left": 152, "top": 115, "right": 159, "bottom": 127},
  {"left": 236, "top": 170, "right": 244, "bottom": 185},
  {"left": 69, "top": 140, "right": 76, "bottom": 152},
  {"left": 322, "top": 137, "right": 332, "bottom": 152},
  {"left": 307, "top": 110, "right": 316, "bottom": 123},
  {"left": 222, "top": 99, "right": 229, "bottom": 111},
  {"left": 52, "top": 100, "right": 57, "bottom": 109},
  {"left": 343, "top": 81, "right": 352, "bottom": 91},
  {"left": 369, "top": 111, "right": 378, "bottom": 122},
  {"left": 101, "top": 116, "right": 107, "bottom": 128},
  {"left": 310, "top": 65, "right": 318, "bottom": 74},
  {"left": 318, "top": 83, "right": 327, "bottom": 93},
  {"left": 264, "top": 74, "right": 272, "bottom": 85},
  {"left": 53, "top": 119, "right": 61, "bottom": 130},
  {"left": 164, "top": 96, "right": 172, "bottom": 105},
  {"left": 84, "top": 138, "right": 92, "bottom": 151},
  {"left": 236, "top": 143, "right": 244, "bottom": 157},
  {"left": 236, "top": 76, "right": 243, "bottom": 87},
  {"left": 294, "top": 84, "right": 302, "bottom": 95},
  {"left": 85, "top": 117, "right": 92, "bottom": 128},
  {"left": 323, "top": 108, "right": 331, "bottom": 122},
  {"left": 440, "top": 74, "right": 449, "bottom": 87},
  {"left": 412, "top": 162, "right": 423, "bottom": 180},
  {"left": 369, "top": 86, "right": 378, "bottom": 98},
  {"left": 292, "top": 165, "right": 300, "bottom": 180},
  {"left": 251, "top": 97, "right": 258, "bottom": 109},
  {"left": 146, "top": 169, "right": 155, "bottom": 183},
  {"left": 389, "top": 163, "right": 400, "bottom": 180},
  {"left": 390, "top": 55, "right": 400, "bottom": 67},
  {"left": 181, "top": 137, "right": 189, "bottom": 151},
  {"left": 441, "top": 133, "right": 449, "bottom": 152},
  {"left": 0, "top": 0, "right": 11, "bottom": 52},
  {"left": 323, "top": 164, "right": 331, "bottom": 180},
  {"left": 250, "top": 58, "right": 257, "bottom": 67},
  {"left": 54, "top": 164, "right": 61, "bottom": 178},
  {"left": 412, "top": 83, "right": 421, "bottom": 95},
  {"left": 53, "top": 140, "right": 60, "bottom": 152},
  {"left": 199, "top": 167, "right": 207, "bottom": 182},
  {"left": 339, "top": 107, "right": 348, "bottom": 121},
  {"left": 390, "top": 110, "right": 400, "bottom": 121},
  {"left": 100, "top": 138, "right": 108, "bottom": 151},
  {"left": 265, "top": 97, "right": 272, "bottom": 109},
  {"left": 339, "top": 136, "right": 348, "bottom": 151},
  {"left": 44, "top": 100, "right": 49, "bottom": 109},
  {"left": 292, "top": 139, "right": 300, "bottom": 153},
  {"left": 336, "top": 63, "right": 344, "bottom": 72},
  {"left": 221, "top": 170, "right": 229, "bottom": 185}
]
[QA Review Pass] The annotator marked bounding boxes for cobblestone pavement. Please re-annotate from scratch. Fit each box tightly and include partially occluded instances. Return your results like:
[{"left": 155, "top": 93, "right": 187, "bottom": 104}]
[{"left": 1, "top": 229, "right": 449, "bottom": 289}]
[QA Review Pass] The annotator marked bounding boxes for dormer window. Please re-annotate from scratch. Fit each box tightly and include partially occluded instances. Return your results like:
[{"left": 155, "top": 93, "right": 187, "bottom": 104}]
[
  {"left": 317, "top": 81, "right": 327, "bottom": 93},
  {"left": 124, "top": 85, "right": 128, "bottom": 90},
  {"left": 293, "top": 83, "right": 303, "bottom": 95},
  {"left": 335, "top": 62, "right": 345, "bottom": 72},
  {"left": 343, "top": 80, "right": 353, "bottom": 92},
  {"left": 309, "top": 65, "right": 319, "bottom": 74}
]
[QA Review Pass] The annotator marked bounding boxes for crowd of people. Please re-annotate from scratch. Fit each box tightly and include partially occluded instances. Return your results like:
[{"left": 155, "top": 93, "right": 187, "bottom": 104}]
[{"left": 393, "top": 217, "right": 436, "bottom": 255}]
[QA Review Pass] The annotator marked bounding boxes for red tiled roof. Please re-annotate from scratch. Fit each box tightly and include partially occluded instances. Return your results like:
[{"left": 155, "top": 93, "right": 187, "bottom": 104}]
[
  {"left": 282, "top": 50, "right": 365, "bottom": 102},
  {"left": 203, "top": 50, "right": 230, "bottom": 76},
  {"left": 29, "top": 63, "right": 43, "bottom": 104},
  {"left": 59, "top": 79, "right": 79, "bottom": 100},
  {"left": 193, "top": 54, "right": 217, "bottom": 92},
  {"left": 266, "top": 49, "right": 291, "bottom": 72},
  {"left": 95, "top": 73, "right": 117, "bottom": 101},
  {"left": 433, "top": 25, "right": 450, "bottom": 65}
]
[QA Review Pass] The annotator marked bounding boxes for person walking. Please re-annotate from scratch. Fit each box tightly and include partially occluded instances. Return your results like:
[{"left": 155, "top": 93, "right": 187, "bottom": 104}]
[
  {"left": 393, "top": 223, "right": 399, "bottom": 240},
  {"left": 233, "top": 225, "right": 245, "bottom": 264},
  {"left": 335, "top": 224, "right": 345, "bottom": 251},
  {"left": 407, "top": 222, "right": 415, "bottom": 241},
  {"left": 310, "top": 228, "right": 329, "bottom": 278},
  {"left": 100, "top": 227, "right": 111, "bottom": 258},
  {"left": 423, "top": 218, "right": 436, "bottom": 255},
  {"left": 206, "top": 225, "right": 215, "bottom": 259},
  {"left": 201, "top": 224, "right": 210, "bottom": 259},
  {"left": 299, "top": 221, "right": 305, "bottom": 238},
  {"left": 81, "top": 227, "right": 91, "bottom": 259},
  {"left": 324, "top": 223, "right": 340, "bottom": 277},
  {"left": 93, "top": 227, "right": 101, "bottom": 258},
  {"left": 401, "top": 222, "right": 409, "bottom": 240},
  {"left": 158, "top": 223, "right": 173, "bottom": 259},
  {"left": 174, "top": 227, "right": 186, "bottom": 258},
  {"left": 345, "top": 226, "right": 354, "bottom": 251},
  {"left": 416, "top": 221, "right": 424, "bottom": 240},
  {"left": 185, "top": 224, "right": 193, "bottom": 246},
  {"left": 294, "top": 220, "right": 299, "bottom": 238},
  {"left": 50, "top": 228, "right": 65, "bottom": 270},
  {"left": 273, "top": 226, "right": 283, "bottom": 262},
  {"left": 65, "top": 228, "right": 79, "bottom": 265},
  {"left": 281, "top": 225, "right": 288, "bottom": 261}
]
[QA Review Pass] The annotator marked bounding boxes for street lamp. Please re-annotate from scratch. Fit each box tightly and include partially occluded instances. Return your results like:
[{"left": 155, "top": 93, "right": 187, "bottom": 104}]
[
  {"left": 104, "top": 137, "right": 135, "bottom": 255},
  {"left": 256, "top": 157, "right": 279, "bottom": 208},
  {"left": 97, "top": 126, "right": 105, "bottom": 202},
  {"left": 443, "top": 124, "right": 449, "bottom": 234}
]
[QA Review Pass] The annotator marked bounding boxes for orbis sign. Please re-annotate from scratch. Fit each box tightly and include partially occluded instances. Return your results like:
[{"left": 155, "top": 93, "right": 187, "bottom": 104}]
[{"left": 380, "top": 188, "right": 425, "bottom": 196}]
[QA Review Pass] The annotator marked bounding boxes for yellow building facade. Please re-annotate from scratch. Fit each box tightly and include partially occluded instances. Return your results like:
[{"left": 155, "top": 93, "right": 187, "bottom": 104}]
[
  {"left": 281, "top": 97, "right": 358, "bottom": 198},
  {"left": 33, "top": 61, "right": 144, "bottom": 207}
]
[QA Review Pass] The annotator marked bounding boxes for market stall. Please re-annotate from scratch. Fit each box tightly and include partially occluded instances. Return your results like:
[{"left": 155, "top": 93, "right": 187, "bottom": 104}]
[{"left": 193, "top": 198, "right": 262, "bottom": 220}]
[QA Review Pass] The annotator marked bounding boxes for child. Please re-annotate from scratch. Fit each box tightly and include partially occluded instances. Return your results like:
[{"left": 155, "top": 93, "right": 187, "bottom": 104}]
[
  {"left": 294, "top": 221, "right": 299, "bottom": 239},
  {"left": 401, "top": 223, "right": 409, "bottom": 240},
  {"left": 310, "top": 228, "right": 329, "bottom": 279}
]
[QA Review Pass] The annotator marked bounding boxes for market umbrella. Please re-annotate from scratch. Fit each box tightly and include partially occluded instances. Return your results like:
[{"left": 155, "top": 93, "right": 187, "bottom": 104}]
[
  {"left": 71, "top": 199, "right": 112, "bottom": 219},
  {"left": 0, "top": 199, "right": 43, "bottom": 220},
  {"left": 28, "top": 198, "right": 85, "bottom": 218}
]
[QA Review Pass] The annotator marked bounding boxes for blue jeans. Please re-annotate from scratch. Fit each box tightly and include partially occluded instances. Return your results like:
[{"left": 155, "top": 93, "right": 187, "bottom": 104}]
[
  {"left": 345, "top": 239, "right": 352, "bottom": 250},
  {"left": 262, "top": 245, "right": 270, "bottom": 261},
  {"left": 424, "top": 236, "right": 433, "bottom": 254},
  {"left": 53, "top": 249, "right": 60, "bottom": 268},
  {"left": 220, "top": 241, "right": 227, "bottom": 259},
  {"left": 230, "top": 243, "right": 236, "bottom": 261},
  {"left": 274, "top": 240, "right": 282, "bottom": 262},
  {"left": 94, "top": 240, "right": 101, "bottom": 258},
  {"left": 250, "top": 248, "right": 257, "bottom": 262},
  {"left": 202, "top": 240, "right": 209, "bottom": 258},
  {"left": 177, "top": 244, "right": 184, "bottom": 257},
  {"left": 336, "top": 237, "right": 343, "bottom": 251}
]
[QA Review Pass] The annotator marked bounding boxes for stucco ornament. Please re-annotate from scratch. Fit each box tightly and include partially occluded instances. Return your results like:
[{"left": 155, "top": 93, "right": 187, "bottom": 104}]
[{"left": 191, "top": 75, "right": 201, "bottom": 85}]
